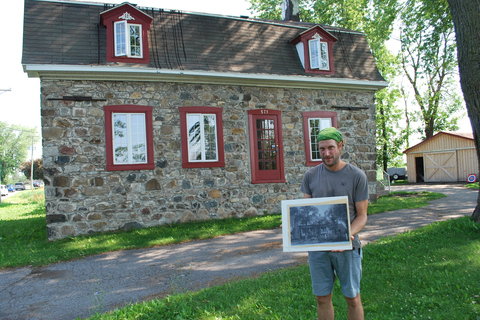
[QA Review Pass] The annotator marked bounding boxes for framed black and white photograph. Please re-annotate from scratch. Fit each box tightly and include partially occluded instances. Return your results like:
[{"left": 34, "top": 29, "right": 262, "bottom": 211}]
[{"left": 281, "top": 196, "right": 352, "bottom": 252}]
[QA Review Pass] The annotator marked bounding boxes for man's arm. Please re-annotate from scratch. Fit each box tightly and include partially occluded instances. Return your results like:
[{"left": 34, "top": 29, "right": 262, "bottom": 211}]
[
  {"left": 351, "top": 199, "right": 368, "bottom": 236},
  {"left": 303, "top": 193, "right": 312, "bottom": 199}
]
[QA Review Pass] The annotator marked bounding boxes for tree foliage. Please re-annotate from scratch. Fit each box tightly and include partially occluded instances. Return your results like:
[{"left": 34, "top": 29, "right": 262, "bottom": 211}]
[
  {"left": 20, "top": 158, "right": 44, "bottom": 181},
  {"left": 249, "top": 0, "right": 404, "bottom": 171},
  {"left": 446, "top": 0, "right": 480, "bottom": 222},
  {"left": 248, "top": 0, "right": 467, "bottom": 169},
  {"left": 400, "top": 0, "right": 463, "bottom": 139},
  {"left": 0, "top": 122, "right": 39, "bottom": 184}
]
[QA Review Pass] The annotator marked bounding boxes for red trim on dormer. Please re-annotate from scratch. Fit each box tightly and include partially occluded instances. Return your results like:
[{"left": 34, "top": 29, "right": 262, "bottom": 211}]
[
  {"left": 291, "top": 25, "right": 337, "bottom": 75},
  {"left": 100, "top": 3, "right": 152, "bottom": 64}
]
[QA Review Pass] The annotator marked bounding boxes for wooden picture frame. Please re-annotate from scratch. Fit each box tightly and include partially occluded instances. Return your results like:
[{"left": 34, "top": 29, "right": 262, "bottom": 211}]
[{"left": 281, "top": 196, "right": 352, "bottom": 252}]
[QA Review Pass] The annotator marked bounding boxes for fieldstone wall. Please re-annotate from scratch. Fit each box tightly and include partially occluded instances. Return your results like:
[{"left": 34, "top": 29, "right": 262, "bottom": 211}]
[{"left": 41, "top": 80, "right": 377, "bottom": 240}]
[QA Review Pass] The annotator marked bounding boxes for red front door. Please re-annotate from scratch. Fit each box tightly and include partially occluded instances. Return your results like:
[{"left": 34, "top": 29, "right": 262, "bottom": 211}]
[{"left": 248, "top": 110, "right": 285, "bottom": 183}]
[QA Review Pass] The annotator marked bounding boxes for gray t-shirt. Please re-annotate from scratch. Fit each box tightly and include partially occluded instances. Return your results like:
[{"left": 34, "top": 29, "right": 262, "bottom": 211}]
[{"left": 300, "top": 163, "right": 369, "bottom": 249}]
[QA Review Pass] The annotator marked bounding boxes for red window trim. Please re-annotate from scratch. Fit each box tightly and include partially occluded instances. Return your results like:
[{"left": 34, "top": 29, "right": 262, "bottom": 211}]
[
  {"left": 104, "top": 105, "right": 155, "bottom": 171},
  {"left": 302, "top": 111, "right": 337, "bottom": 166},
  {"left": 100, "top": 3, "right": 152, "bottom": 64},
  {"left": 179, "top": 106, "right": 225, "bottom": 168},
  {"left": 291, "top": 26, "right": 337, "bottom": 75}
]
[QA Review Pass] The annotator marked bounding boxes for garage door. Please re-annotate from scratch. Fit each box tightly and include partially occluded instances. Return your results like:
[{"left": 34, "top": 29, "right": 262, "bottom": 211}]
[{"left": 424, "top": 152, "right": 457, "bottom": 182}]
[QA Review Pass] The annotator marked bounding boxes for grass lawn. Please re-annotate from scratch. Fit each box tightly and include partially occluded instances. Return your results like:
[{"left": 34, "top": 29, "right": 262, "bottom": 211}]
[
  {"left": 82, "top": 217, "right": 480, "bottom": 320},
  {"left": 0, "top": 189, "right": 445, "bottom": 269},
  {"left": 0, "top": 189, "right": 280, "bottom": 269},
  {"left": 466, "top": 182, "right": 479, "bottom": 190},
  {"left": 389, "top": 179, "right": 409, "bottom": 185},
  {"left": 3, "top": 188, "right": 478, "bottom": 319},
  {"left": 368, "top": 191, "right": 445, "bottom": 215}
]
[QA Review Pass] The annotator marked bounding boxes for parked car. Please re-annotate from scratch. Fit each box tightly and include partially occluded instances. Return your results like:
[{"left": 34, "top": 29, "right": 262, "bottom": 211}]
[
  {"left": 387, "top": 167, "right": 407, "bottom": 182},
  {"left": 33, "top": 181, "right": 41, "bottom": 188},
  {"left": 15, "top": 182, "right": 26, "bottom": 191},
  {"left": 7, "top": 184, "right": 15, "bottom": 192},
  {"left": 0, "top": 185, "right": 8, "bottom": 196}
]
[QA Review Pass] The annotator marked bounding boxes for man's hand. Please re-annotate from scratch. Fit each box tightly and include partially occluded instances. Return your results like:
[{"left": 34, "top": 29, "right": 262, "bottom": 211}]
[{"left": 331, "top": 235, "right": 355, "bottom": 252}]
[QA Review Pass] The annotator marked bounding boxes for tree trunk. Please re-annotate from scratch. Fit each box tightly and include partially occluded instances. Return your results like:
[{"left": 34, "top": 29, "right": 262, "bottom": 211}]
[
  {"left": 447, "top": 0, "right": 480, "bottom": 222},
  {"left": 380, "top": 105, "right": 388, "bottom": 173},
  {"left": 281, "top": 0, "right": 300, "bottom": 21},
  {"left": 425, "top": 119, "right": 435, "bottom": 139}
]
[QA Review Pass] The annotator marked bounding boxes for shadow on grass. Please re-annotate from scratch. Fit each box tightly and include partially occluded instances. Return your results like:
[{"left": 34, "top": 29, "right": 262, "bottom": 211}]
[
  {"left": 0, "top": 215, "right": 46, "bottom": 241},
  {"left": 0, "top": 202, "right": 20, "bottom": 209}
]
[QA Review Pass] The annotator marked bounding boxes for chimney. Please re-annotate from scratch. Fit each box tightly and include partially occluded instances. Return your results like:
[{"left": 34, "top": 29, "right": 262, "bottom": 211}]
[{"left": 281, "top": 0, "right": 300, "bottom": 21}]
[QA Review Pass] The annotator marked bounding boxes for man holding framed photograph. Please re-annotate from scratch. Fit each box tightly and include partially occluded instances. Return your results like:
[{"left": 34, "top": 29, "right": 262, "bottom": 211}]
[{"left": 301, "top": 127, "right": 369, "bottom": 320}]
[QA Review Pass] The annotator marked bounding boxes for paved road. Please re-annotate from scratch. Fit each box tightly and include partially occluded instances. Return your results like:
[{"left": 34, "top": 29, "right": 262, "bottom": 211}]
[{"left": 0, "top": 183, "right": 477, "bottom": 320}]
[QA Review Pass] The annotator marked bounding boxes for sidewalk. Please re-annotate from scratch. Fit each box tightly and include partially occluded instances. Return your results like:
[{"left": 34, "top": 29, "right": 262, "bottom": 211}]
[{"left": 0, "top": 183, "right": 477, "bottom": 320}]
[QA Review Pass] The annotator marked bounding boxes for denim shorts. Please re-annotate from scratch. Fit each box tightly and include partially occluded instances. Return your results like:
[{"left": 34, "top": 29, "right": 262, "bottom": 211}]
[{"left": 308, "top": 249, "right": 362, "bottom": 298}]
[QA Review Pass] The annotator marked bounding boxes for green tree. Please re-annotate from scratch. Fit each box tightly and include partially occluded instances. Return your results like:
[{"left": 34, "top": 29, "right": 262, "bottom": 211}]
[
  {"left": 447, "top": 0, "right": 480, "bottom": 222},
  {"left": 376, "top": 84, "right": 404, "bottom": 172},
  {"left": 20, "top": 158, "right": 44, "bottom": 181},
  {"left": 249, "top": 0, "right": 405, "bottom": 171},
  {"left": 374, "top": 46, "right": 404, "bottom": 173},
  {"left": 400, "top": 0, "right": 463, "bottom": 139},
  {"left": 0, "top": 122, "right": 39, "bottom": 184}
]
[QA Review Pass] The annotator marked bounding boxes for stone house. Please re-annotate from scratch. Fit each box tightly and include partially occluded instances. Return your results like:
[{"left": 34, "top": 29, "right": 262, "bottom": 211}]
[{"left": 22, "top": 0, "right": 388, "bottom": 240}]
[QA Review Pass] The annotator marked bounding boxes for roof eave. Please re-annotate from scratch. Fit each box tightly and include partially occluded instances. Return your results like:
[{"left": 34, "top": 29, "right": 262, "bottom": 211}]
[
  {"left": 403, "top": 131, "right": 475, "bottom": 154},
  {"left": 23, "top": 64, "right": 389, "bottom": 91}
]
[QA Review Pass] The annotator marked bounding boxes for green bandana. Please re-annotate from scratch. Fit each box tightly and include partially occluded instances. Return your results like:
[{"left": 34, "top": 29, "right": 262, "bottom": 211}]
[{"left": 317, "top": 127, "right": 343, "bottom": 143}]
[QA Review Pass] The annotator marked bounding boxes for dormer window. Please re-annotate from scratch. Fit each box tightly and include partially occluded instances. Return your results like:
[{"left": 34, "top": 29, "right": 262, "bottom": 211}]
[
  {"left": 114, "top": 20, "right": 142, "bottom": 58},
  {"left": 101, "top": 3, "right": 152, "bottom": 64},
  {"left": 291, "top": 26, "right": 337, "bottom": 75},
  {"left": 309, "top": 35, "right": 329, "bottom": 70}
]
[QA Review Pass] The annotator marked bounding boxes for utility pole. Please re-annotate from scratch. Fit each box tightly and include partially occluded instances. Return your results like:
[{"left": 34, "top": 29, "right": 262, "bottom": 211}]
[
  {"left": 30, "top": 136, "right": 34, "bottom": 191},
  {"left": 1, "top": 89, "right": 13, "bottom": 195},
  {"left": 8, "top": 128, "right": 39, "bottom": 190}
]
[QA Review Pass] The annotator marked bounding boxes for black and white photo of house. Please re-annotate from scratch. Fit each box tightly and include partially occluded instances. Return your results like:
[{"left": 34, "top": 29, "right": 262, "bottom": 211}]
[{"left": 289, "top": 203, "right": 349, "bottom": 246}]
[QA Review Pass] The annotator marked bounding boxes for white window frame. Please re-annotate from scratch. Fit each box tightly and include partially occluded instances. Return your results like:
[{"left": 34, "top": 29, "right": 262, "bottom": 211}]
[
  {"left": 308, "top": 117, "right": 332, "bottom": 162},
  {"left": 114, "top": 21, "right": 143, "bottom": 58},
  {"left": 186, "top": 113, "right": 219, "bottom": 162},
  {"left": 112, "top": 113, "right": 147, "bottom": 165},
  {"left": 308, "top": 38, "right": 329, "bottom": 70}
]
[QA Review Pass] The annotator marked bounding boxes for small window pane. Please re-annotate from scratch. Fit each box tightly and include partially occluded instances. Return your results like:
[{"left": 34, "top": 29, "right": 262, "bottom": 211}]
[
  {"left": 204, "top": 115, "right": 217, "bottom": 160},
  {"left": 114, "top": 21, "right": 127, "bottom": 56},
  {"left": 130, "top": 25, "right": 142, "bottom": 57},
  {"left": 113, "top": 114, "right": 128, "bottom": 163},
  {"left": 187, "top": 114, "right": 201, "bottom": 161},
  {"left": 309, "top": 39, "right": 320, "bottom": 69},
  {"left": 319, "top": 42, "right": 329, "bottom": 70},
  {"left": 130, "top": 114, "right": 147, "bottom": 163}
]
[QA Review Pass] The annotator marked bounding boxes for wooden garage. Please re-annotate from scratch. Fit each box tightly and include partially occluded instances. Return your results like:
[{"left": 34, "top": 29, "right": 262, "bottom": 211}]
[{"left": 404, "top": 132, "right": 478, "bottom": 183}]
